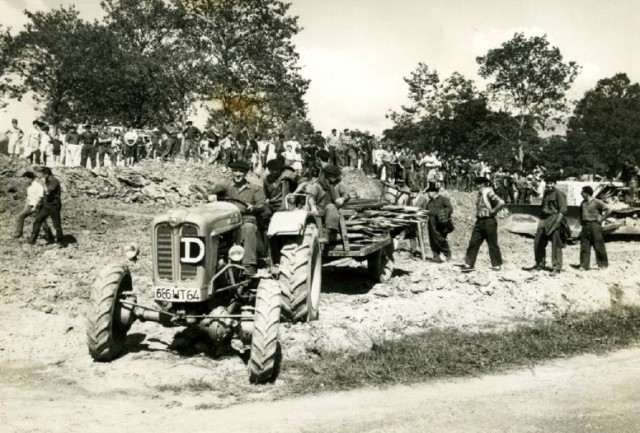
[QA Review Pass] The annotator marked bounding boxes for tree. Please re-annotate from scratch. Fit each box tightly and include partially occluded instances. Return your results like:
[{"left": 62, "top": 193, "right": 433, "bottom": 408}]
[
  {"left": 477, "top": 33, "right": 580, "bottom": 169},
  {"left": 567, "top": 73, "right": 640, "bottom": 177},
  {"left": 1, "top": 6, "right": 113, "bottom": 125},
  {"left": 177, "top": 0, "right": 310, "bottom": 132}
]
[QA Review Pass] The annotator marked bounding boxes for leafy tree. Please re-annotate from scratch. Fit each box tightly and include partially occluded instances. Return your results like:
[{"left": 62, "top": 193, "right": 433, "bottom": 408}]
[
  {"left": 0, "top": 6, "right": 112, "bottom": 125},
  {"left": 177, "top": 0, "right": 310, "bottom": 132},
  {"left": 567, "top": 73, "right": 640, "bottom": 177},
  {"left": 477, "top": 33, "right": 580, "bottom": 169}
]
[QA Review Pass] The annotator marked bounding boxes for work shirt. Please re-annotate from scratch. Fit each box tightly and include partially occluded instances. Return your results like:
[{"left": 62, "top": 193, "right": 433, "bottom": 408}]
[
  {"left": 307, "top": 180, "right": 349, "bottom": 208},
  {"left": 540, "top": 189, "right": 567, "bottom": 217},
  {"left": 325, "top": 134, "right": 340, "bottom": 149},
  {"left": 211, "top": 181, "right": 266, "bottom": 223},
  {"left": 27, "top": 129, "right": 41, "bottom": 151},
  {"left": 427, "top": 195, "right": 453, "bottom": 223},
  {"left": 183, "top": 126, "right": 201, "bottom": 140},
  {"left": 42, "top": 175, "right": 61, "bottom": 205},
  {"left": 580, "top": 197, "right": 607, "bottom": 224},
  {"left": 80, "top": 131, "right": 96, "bottom": 146},
  {"left": 65, "top": 131, "right": 80, "bottom": 145},
  {"left": 26, "top": 181, "right": 45, "bottom": 207},
  {"left": 476, "top": 186, "right": 503, "bottom": 218}
]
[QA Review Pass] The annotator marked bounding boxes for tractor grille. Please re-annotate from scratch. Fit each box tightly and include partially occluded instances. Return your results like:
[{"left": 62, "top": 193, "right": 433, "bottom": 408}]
[
  {"left": 156, "top": 223, "right": 173, "bottom": 281},
  {"left": 180, "top": 224, "right": 199, "bottom": 281}
]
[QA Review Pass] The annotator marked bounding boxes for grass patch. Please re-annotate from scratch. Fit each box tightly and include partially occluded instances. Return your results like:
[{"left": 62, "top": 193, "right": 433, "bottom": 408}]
[
  {"left": 156, "top": 378, "right": 216, "bottom": 393},
  {"left": 283, "top": 306, "right": 640, "bottom": 394}
]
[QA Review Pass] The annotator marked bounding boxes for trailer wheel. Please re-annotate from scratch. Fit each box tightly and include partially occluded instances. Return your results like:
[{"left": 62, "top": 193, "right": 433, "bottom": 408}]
[
  {"left": 279, "top": 223, "right": 322, "bottom": 322},
  {"left": 249, "top": 279, "right": 281, "bottom": 384},
  {"left": 367, "top": 243, "right": 394, "bottom": 283},
  {"left": 86, "top": 264, "right": 134, "bottom": 362}
]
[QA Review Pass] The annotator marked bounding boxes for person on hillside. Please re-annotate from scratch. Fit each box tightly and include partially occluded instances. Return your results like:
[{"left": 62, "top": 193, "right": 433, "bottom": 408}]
[
  {"left": 122, "top": 128, "right": 139, "bottom": 167},
  {"left": 161, "top": 121, "right": 181, "bottom": 162},
  {"left": 523, "top": 174, "right": 568, "bottom": 275},
  {"left": 209, "top": 160, "right": 266, "bottom": 277},
  {"left": 574, "top": 186, "right": 611, "bottom": 271},
  {"left": 64, "top": 125, "right": 81, "bottom": 166},
  {"left": 29, "top": 167, "right": 64, "bottom": 247},
  {"left": 25, "top": 120, "right": 42, "bottom": 165},
  {"left": 14, "top": 170, "right": 52, "bottom": 242},
  {"left": 425, "top": 184, "right": 454, "bottom": 262},
  {"left": 182, "top": 120, "right": 202, "bottom": 163},
  {"left": 97, "top": 125, "right": 116, "bottom": 167},
  {"left": 325, "top": 128, "right": 340, "bottom": 166},
  {"left": 38, "top": 124, "right": 53, "bottom": 166},
  {"left": 6, "top": 119, "right": 24, "bottom": 158},
  {"left": 79, "top": 124, "right": 97, "bottom": 169},
  {"left": 459, "top": 176, "right": 505, "bottom": 273}
]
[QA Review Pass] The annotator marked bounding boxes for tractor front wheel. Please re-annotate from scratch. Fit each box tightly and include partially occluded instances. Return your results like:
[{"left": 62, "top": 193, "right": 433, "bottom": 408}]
[
  {"left": 86, "top": 264, "right": 134, "bottom": 362},
  {"left": 279, "top": 223, "right": 322, "bottom": 323},
  {"left": 248, "top": 279, "right": 281, "bottom": 384}
]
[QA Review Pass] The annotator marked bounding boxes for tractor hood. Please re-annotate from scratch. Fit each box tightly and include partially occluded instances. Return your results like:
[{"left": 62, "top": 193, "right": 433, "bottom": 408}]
[{"left": 153, "top": 202, "right": 242, "bottom": 236}]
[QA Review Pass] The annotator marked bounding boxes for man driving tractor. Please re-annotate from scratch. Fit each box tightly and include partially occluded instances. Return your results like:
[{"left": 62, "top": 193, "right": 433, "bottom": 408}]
[{"left": 209, "top": 160, "right": 266, "bottom": 276}]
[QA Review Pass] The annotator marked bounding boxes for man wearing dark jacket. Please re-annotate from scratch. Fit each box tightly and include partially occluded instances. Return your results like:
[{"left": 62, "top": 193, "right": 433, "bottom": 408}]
[
  {"left": 524, "top": 174, "right": 567, "bottom": 274},
  {"left": 425, "top": 184, "right": 454, "bottom": 262},
  {"left": 29, "top": 167, "right": 64, "bottom": 246}
]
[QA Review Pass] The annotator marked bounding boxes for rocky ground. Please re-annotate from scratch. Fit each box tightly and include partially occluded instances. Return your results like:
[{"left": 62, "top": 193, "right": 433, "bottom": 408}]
[{"left": 1, "top": 154, "right": 639, "bottom": 410}]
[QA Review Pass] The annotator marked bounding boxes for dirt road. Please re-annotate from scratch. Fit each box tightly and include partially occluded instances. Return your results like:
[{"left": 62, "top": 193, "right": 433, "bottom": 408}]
[{"left": 2, "top": 343, "right": 639, "bottom": 433}]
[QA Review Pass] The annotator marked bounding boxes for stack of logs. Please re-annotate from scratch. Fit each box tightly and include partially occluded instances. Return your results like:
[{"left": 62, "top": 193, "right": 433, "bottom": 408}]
[{"left": 340, "top": 202, "right": 430, "bottom": 247}]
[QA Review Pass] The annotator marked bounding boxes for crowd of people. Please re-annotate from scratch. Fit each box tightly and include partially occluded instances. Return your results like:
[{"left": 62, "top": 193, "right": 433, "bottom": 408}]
[{"left": 8, "top": 117, "right": 612, "bottom": 273}]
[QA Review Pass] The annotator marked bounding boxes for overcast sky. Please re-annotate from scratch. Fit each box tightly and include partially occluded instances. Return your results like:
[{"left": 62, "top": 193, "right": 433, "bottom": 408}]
[{"left": 2, "top": 0, "right": 639, "bottom": 134}]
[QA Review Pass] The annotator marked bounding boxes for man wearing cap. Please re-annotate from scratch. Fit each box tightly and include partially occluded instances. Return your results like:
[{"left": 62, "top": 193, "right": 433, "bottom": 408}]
[
  {"left": 14, "top": 171, "right": 52, "bottom": 241},
  {"left": 425, "top": 184, "right": 454, "bottom": 262},
  {"left": 574, "top": 186, "right": 611, "bottom": 271},
  {"left": 525, "top": 174, "right": 567, "bottom": 274},
  {"left": 79, "top": 124, "right": 97, "bottom": 168},
  {"left": 325, "top": 129, "right": 340, "bottom": 166},
  {"left": 460, "top": 176, "right": 505, "bottom": 272},
  {"left": 209, "top": 161, "right": 266, "bottom": 276},
  {"left": 263, "top": 159, "right": 298, "bottom": 213},
  {"left": 305, "top": 164, "right": 350, "bottom": 241},
  {"left": 29, "top": 167, "right": 64, "bottom": 246}
]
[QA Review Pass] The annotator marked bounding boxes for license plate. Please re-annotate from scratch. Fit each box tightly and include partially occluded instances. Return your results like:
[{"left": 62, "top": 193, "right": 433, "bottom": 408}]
[{"left": 154, "top": 287, "right": 201, "bottom": 302}]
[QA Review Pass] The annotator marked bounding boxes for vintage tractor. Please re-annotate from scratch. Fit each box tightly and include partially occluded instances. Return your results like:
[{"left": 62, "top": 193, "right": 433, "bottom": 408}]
[{"left": 85, "top": 197, "right": 322, "bottom": 384}]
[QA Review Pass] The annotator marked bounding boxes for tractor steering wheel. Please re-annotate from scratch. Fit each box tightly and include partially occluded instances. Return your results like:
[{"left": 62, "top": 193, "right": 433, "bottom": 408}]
[{"left": 219, "top": 197, "right": 251, "bottom": 212}]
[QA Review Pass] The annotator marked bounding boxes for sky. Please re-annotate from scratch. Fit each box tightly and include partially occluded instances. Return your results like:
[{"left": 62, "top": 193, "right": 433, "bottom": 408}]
[{"left": 1, "top": 0, "right": 639, "bottom": 135}]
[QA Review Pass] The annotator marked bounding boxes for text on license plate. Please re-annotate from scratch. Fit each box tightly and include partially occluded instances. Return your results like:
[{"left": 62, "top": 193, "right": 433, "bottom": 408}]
[{"left": 155, "top": 287, "right": 201, "bottom": 302}]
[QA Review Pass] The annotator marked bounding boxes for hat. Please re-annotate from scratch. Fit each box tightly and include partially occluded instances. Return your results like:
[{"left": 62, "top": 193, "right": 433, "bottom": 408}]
[
  {"left": 266, "top": 159, "right": 283, "bottom": 172},
  {"left": 323, "top": 164, "right": 341, "bottom": 177},
  {"left": 186, "top": 120, "right": 193, "bottom": 125},
  {"left": 151, "top": 127, "right": 160, "bottom": 133},
  {"left": 21, "top": 170, "right": 35, "bottom": 179},
  {"left": 425, "top": 184, "right": 440, "bottom": 192},
  {"left": 544, "top": 173, "right": 560, "bottom": 183},
  {"left": 228, "top": 160, "right": 251, "bottom": 173},
  {"left": 475, "top": 176, "right": 490, "bottom": 184}
]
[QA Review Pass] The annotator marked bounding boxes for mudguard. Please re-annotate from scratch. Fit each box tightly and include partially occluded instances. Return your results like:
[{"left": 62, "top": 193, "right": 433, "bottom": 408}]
[{"left": 267, "top": 209, "right": 309, "bottom": 237}]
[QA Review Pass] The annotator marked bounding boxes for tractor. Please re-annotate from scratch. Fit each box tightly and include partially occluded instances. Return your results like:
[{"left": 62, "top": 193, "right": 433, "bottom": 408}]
[{"left": 85, "top": 196, "right": 322, "bottom": 384}]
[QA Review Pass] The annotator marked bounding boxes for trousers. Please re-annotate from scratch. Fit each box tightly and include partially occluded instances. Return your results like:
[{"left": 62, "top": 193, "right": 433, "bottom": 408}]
[
  {"left": 465, "top": 217, "right": 502, "bottom": 267},
  {"left": 534, "top": 217, "right": 563, "bottom": 270},
  {"left": 30, "top": 202, "right": 63, "bottom": 243},
  {"left": 579, "top": 221, "right": 608, "bottom": 269}
]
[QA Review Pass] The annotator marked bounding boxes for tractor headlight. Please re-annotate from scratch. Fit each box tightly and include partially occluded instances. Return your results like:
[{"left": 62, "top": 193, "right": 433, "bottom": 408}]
[
  {"left": 123, "top": 241, "right": 140, "bottom": 261},
  {"left": 229, "top": 245, "right": 244, "bottom": 262}
]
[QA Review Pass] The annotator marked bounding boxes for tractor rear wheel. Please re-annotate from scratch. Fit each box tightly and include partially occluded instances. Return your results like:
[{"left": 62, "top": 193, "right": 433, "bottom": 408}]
[
  {"left": 279, "top": 223, "right": 322, "bottom": 323},
  {"left": 248, "top": 279, "right": 281, "bottom": 384},
  {"left": 367, "top": 243, "right": 395, "bottom": 283},
  {"left": 86, "top": 264, "right": 134, "bottom": 362}
]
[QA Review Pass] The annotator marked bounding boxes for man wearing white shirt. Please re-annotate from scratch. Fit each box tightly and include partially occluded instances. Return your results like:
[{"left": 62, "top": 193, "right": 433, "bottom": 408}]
[
  {"left": 25, "top": 120, "right": 42, "bottom": 164},
  {"left": 6, "top": 119, "right": 24, "bottom": 158},
  {"left": 14, "top": 171, "right": 52, "bottom": 241}
]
